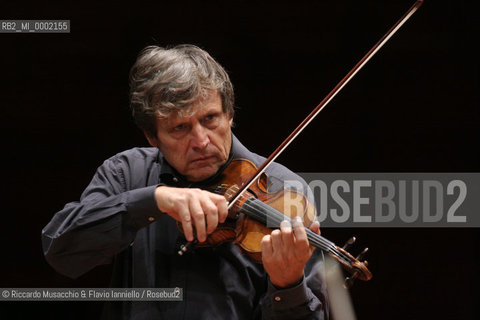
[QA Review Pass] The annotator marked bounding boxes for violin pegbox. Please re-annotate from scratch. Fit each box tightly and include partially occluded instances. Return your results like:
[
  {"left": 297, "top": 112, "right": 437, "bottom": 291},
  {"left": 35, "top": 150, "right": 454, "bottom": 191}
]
[{"left": 340, "top": 236, "right": 371, "bottom": 288}]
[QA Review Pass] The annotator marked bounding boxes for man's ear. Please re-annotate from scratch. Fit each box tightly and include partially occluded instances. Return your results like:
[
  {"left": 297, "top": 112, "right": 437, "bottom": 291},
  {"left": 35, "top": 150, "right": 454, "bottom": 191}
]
[{"left": 143, "top": 131, "right": 159, "bottom": 148}]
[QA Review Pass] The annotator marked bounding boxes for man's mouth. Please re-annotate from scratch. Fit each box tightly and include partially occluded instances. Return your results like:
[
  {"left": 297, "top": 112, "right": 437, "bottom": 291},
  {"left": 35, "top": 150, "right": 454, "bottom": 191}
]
[{"left": 191, "top": 155, "right": 215, "bottom": 163}]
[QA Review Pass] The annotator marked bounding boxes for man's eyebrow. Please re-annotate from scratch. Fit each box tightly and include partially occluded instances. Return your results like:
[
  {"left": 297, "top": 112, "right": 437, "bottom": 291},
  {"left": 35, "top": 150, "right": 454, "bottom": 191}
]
[{"left": 205, "top": 109, "right": 221, "bottom": 115}]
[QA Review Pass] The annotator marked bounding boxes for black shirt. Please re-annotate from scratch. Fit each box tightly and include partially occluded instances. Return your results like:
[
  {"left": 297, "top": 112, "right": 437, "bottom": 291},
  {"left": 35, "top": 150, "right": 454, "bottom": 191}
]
[{"left": 42, "top": 135, "right": 328, "bottom": 319}]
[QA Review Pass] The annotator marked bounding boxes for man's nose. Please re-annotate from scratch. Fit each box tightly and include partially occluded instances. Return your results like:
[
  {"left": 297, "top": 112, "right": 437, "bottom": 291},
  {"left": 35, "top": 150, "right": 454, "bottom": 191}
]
[{"left": 190, "top": 124, "right": 210, "bottom": 150}]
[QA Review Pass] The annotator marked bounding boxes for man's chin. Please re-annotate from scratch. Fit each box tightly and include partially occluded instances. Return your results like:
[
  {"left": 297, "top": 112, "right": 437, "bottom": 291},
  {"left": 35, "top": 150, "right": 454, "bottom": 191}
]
[
  {"left": 185, "top": 166, "right": 219, "bottom": 182},
  {"left": 185, "top": 158, "right": 226, "bottom": 182}
]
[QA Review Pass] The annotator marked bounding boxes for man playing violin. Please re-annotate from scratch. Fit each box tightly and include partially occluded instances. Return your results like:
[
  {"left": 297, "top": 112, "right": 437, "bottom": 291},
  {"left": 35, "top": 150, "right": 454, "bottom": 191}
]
[{"left": 42, "top": 44, "right": 328, "bottom": 319}]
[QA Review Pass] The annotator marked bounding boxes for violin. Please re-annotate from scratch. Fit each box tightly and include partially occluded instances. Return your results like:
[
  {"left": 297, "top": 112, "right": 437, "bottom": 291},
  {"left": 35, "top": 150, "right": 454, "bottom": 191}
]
[
  {"left": 178, "top": 158, "right": 373, "bottom": 285},
  {"left": 178, "top": 0, "right": 424, "bottom": 286}
]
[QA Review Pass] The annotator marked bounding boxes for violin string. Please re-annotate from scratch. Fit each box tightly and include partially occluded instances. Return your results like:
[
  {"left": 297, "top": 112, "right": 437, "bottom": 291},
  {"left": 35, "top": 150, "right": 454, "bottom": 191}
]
[
  {"left": 237, "top": 198, "right": 351, "bottom": 263},
  {"left": 232, "top": 194, "right": 338, "bottom": 253},
  {"left": 214, "top": 185, "right": 351, "bottom": 263},
  {"left": 239, "top": 201, "right": 349, "bottom": 262}
]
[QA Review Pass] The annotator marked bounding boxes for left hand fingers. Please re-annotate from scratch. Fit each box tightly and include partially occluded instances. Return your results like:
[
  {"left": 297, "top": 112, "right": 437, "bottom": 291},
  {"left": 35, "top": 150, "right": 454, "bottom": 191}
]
[
  {"left": 270, "top": 217, "right": 315, "bottom": 262},
  {"left": 279, "top": 219, "right": 294, "bottom": 256},
  {"left": 292, "top": 216, "right": 311, "bottom": 259},
  {"left": 307, "top": 220, "right": 320, "bottom": 255},
  {"left": 309, "top": 220, "right": 320, "bottom": 235}
]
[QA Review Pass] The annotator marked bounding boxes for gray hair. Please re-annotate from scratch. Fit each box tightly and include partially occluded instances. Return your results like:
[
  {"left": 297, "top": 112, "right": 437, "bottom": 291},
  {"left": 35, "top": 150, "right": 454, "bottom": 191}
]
[{"left": 129, "top": 44, "right": 234, "bottom": 137}]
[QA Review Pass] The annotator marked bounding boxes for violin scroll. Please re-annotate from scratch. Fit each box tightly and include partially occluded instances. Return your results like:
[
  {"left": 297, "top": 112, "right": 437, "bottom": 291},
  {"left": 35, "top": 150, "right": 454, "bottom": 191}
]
[{"left": 328, "top": 237, "right": 372, "bottom": 288}]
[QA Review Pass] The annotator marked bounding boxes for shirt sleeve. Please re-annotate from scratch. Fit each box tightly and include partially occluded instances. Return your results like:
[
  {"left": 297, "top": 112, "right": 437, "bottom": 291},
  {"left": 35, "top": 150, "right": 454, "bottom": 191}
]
[{"left": 41, "top": 155, "right": 163, "bottom": 279}]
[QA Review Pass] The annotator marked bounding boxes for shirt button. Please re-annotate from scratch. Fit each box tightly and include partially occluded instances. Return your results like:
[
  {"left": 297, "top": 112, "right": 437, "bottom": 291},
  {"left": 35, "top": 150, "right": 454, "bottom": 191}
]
[
  {"left": 148, "top": 217, "right": 155, "bottom": 222},
  {"left": 173, "top": 177, "right": 179, "bottom": 183},
  {"left": 274, "top": 296, "right": 281, "bottom": 302}
]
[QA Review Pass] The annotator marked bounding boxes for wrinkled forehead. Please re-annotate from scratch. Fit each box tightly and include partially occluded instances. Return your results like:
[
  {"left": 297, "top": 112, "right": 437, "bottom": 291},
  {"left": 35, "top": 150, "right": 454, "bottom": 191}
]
[{"left": 155, "top": 91, "right": 225, "bottom": 124}]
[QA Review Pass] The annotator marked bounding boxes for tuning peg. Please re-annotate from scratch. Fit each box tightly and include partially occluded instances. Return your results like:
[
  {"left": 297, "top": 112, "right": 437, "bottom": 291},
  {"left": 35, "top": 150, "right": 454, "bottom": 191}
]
[
  {"left": 355, "top": 247, "right": 369, "bottom": 261},
  {"left": 343, "top": 247, "right": 370, "bottom": 288},
  {"left": 342, "top": 236, "right": 356, "bottom": 250}
]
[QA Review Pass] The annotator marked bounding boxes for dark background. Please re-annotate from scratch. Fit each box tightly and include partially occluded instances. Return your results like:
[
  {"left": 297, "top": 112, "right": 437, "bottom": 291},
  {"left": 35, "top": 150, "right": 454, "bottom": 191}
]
[{"left": 1, "top": 0, "right": 478, "bottom": 319}]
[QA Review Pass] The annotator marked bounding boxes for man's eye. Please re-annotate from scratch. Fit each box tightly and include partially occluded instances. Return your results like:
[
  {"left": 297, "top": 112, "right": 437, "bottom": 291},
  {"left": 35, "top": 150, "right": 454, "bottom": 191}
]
[
  {"left": 174, "top": 124, "right": 185, "bottom": 131},
  {"left": 204, "top": 114, "right": 216, "bottom": 121}
]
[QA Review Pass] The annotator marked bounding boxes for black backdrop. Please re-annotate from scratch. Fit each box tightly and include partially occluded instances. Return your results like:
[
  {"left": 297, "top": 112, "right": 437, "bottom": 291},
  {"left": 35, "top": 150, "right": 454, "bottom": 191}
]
[{"left": 1, "top": 0, "right": 478, "bottom": 319}]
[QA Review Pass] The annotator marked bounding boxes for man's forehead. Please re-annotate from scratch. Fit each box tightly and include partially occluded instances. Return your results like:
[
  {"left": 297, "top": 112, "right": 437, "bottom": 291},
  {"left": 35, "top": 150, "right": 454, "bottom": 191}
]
[{"left": 156, "top": 92, "right": 223, "bottom": 124}]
